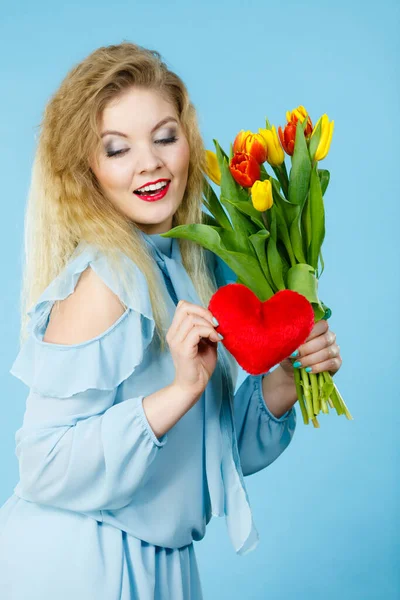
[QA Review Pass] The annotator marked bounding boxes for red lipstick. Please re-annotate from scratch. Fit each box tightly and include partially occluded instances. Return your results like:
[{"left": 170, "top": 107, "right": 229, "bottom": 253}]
[{"left": 134, "top": 181, "right": 171, "bottom": 202}]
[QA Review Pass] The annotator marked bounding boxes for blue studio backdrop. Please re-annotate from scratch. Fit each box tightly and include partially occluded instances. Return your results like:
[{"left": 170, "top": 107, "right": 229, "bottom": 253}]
[{"left": 1, "top": 1, "right": 398, "bottom": 598}]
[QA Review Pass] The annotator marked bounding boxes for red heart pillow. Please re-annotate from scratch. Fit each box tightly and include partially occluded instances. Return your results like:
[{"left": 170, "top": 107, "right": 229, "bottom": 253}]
[{"left": 208, "top": 284, "right": 315, "bottom": 375}]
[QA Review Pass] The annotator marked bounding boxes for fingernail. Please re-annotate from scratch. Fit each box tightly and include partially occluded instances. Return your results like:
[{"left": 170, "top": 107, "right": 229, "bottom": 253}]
[
  {"left": 212, "top": 317, "right": 219, "bottom": 326},
  {"left": 218, "top": 333, "right": 224, "bottom": 340},
  {"left": 290, "top": 350, "right": 299, "bottom": 358},
  {"left": 293, "top": 361, "right": 302, "bottom": 368},
  {"left": 305, "top": 366, "right": 312, "bottom": 373}
]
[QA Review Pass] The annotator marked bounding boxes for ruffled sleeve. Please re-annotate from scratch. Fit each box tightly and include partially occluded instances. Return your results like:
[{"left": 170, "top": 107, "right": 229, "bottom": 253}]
[{"left": 10, "top": 242, "right": 169, "bottom": 515}]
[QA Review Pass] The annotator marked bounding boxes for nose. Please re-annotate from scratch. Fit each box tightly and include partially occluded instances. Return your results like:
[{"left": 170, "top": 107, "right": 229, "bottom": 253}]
[{"left": 134, "top": 143, "right": 164, "bottom": 175}]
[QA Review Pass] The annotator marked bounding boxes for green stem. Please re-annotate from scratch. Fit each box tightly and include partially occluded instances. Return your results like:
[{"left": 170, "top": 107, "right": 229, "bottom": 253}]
[
  {"left": 293, "top": 367, "right": 309, "bottom": 425},
  {"left": 309, "top": 372, "right": 320, "bottom": 415},
  {"left": 272, "top": 163, "right": 289, "bottom": 199},
  {"left": 318, "top": 373, "right": 329, "bottom": 413},
  {"left": 300, "top": 368, "right": 314, "bottom": 420},
  {"left": 261, "top": 210, "right": 269, "bottom": 230},
  {"left": 322, "top": 371, "right": 342, "bottom": 415},
  {"left": 331, "top": 383, "right": 353, "bottom": 420}
]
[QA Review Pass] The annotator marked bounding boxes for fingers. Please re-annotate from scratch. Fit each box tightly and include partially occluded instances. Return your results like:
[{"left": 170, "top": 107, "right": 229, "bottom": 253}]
[
  {"left": 297, "top": 323, "right": 336, "bottom": 357},
  {"left": 304, "top": 319, "right": 329, "bottom": 343},
  {"left": 184, "top": 324, "right": 221, "bottom": 352},
  {"left": 168, "top": 299, "right": 218, "bottom": 341},
  {"left": 173, "top": 314, "right": 221, "bottom": 346},
  {"left": 292, "top": 344, "right": 341, "bottom": 374}
]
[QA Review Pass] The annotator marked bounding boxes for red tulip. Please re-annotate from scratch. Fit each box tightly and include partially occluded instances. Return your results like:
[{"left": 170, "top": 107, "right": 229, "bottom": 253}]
[
  {"left": 278, "top": 121, "right": 297, "bottom": 156},
  {"left": 229, "top": 152, "right": 260, "bottom": 188}
]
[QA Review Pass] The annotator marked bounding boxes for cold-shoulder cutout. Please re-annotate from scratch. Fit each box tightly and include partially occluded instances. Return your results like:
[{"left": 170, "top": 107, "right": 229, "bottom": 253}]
[
  {"left": 42, "top": 264, "right": 127, "bottom": 346},
  {"left": 10, "top": 241, "right": 156, "bottom": 398}
]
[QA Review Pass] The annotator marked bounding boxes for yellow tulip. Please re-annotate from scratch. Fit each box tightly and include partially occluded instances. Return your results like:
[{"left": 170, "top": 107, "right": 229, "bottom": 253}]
[
  {"left": 204, "top": 150, "right": 221, "bottom": 185},
  {"left": 258, "top": 125, "right": 285, "bottom": 166},
  {"left": 310, "top": 114, "right": 334, "bottom": 161},
  {"left": 251, "top": 179, "right": 273, "bottom": 212},
  {"left": 286, "top": 105, "right": 308, "bottom": 123}
]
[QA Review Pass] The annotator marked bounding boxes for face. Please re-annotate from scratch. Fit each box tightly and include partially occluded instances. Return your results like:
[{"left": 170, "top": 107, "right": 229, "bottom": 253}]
[{"left": 91, "top": 87, "right": 190, "bottom": 234}]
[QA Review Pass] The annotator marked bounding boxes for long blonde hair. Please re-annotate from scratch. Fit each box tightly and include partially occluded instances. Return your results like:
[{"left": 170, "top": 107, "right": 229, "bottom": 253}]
[{"left": 19, "top": 41, "right": 218, "bottom": 352}]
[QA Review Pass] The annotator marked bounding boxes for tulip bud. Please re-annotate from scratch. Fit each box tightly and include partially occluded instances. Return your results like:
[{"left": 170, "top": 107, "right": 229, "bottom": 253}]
[
  {"left": 229, "top": 152, "right": 260, "bottom": 188},
  {"left": 310, "top": 114, "right": 334, "bottom": 161},
  {"left": 286, "top": 105, "right": 313, "bottom": 138},
  {"left": 204, "top": 150, "right": 221, "bottom": 185},
  {"left": 258, "top": 125, "right": 285, "bottom": 166},
  {"left": 251, "top": 179, "right": 273, "bottom": 212},
  {"left": 278, "top": 121, "right": 297, "bottom": 156},
  {"left": 232, "top": 130, "right": 268, "bottom": 164}
]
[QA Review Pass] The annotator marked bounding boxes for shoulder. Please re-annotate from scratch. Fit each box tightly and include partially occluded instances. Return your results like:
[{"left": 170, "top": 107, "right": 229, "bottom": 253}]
[
  {"left": 43, "top": 263, "right": 126, "bottom": 345},
  {"left": 10, "top": 242, "right": 156, "bottom": 397}
]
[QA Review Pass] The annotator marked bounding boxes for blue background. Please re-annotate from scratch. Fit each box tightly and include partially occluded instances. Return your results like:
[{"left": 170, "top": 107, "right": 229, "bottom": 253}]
[{"left": 1, "top": 1, "right": 399, "bottom": 598}]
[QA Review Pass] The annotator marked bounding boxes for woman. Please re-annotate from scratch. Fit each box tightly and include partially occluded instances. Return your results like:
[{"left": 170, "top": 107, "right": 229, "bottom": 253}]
[{"left": 0, "top": 42, "right": 342, "bottom": 599}]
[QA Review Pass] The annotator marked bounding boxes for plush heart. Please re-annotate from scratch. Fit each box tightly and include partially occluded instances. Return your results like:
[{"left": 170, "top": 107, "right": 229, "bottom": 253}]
[{"left": 208, "top": 284, "right": 315, "bottom": 375}]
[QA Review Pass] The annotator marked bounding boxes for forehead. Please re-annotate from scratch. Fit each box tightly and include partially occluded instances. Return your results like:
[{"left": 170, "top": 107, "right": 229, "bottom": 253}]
[{"left": 101, "top": 87, "right": 178, "bottom": 132}]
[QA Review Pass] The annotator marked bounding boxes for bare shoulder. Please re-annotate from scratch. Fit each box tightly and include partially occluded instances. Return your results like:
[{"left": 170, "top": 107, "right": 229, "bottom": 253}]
[{"left": 43, "top": 265, "right": 126, "bottom": 345}]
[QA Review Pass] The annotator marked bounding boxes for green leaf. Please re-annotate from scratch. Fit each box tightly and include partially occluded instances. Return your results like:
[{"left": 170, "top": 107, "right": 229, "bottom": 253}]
[
  {"left": 308, "top": 163, "right": 326, "bottom": 270},
  {"left": 271, "top": 163, "right": 289, "bottom": 199},
  {"left": 288, "top": 121, "right": 312, "bottom": 205},
  {"left": 271, "top": 178, "right": 298, "bottom": 226},
  {"left": 162, "top": 223, "right": 273, "bottom": 300},
  {"left": 248, "top": 229, "right": 275, "bottom": 291},
  {"left": 201, "top": 210, "right": 219, "bottom": 228},
  {"left": 289, "top": 204, "right": 307, "bottom": 263},
  {"left": 301, "top": 193, "right": 312, "bottom": 253},
  {"left": 318, "top": 169, "right": 330, "bottom": 195},
  {"left": 221, "top": 197, "right": 258, "bottom": 236},
  {"left": 203, "top": 176, "right": 232, "bottom": 230},
  {"left": 266, "top": 206, "right": 285, "bottom": 291},
  {"left": 219, "top": 227, "right": 254, "bottom": 256},
  {"left": 308, "top": 117, "right": 322, "bottom": 161},
  {"left": 223, "top": 198, "right": 265, "bottom": 229},
  {"left": 287, "top": 263, "right": 325, "bottom": 320},
  {"left": 318, "top": 247, "right": 325, "bottom": 278},
  {"left": 274, "top": 200, "right": 296, "bottom": 266}
]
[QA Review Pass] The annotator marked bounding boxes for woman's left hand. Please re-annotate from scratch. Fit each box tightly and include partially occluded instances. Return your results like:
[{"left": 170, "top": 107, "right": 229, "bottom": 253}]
[{"left": 279, "top": 319, "right": 342, "bottom": 378}]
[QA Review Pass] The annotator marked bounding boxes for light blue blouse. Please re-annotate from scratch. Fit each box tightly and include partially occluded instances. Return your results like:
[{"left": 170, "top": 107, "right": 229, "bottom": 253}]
[{"left": 4, "top": 231, "right": 296, "bottom": 561}]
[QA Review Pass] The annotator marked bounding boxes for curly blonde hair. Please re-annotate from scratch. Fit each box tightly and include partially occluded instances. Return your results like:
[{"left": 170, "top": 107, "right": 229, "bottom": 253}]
[{"left": 19, "top": 41, "right": 218, "bottom": 352}]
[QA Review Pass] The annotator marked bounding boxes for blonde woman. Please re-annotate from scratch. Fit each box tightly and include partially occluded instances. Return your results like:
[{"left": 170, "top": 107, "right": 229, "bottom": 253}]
[{"left": 0, "top": 42, "right": 342, "bottom": 599}]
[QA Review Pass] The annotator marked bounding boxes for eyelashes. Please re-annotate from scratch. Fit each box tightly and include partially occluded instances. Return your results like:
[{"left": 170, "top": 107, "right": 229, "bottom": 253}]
[{"left": 106, "top": 136, "right": 179, "bottom": 158}]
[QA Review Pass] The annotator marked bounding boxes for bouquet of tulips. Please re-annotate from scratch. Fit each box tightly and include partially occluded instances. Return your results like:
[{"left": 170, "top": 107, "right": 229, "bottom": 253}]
[{"left": 164, "top": 105, "right": 352, "bottom": 427}]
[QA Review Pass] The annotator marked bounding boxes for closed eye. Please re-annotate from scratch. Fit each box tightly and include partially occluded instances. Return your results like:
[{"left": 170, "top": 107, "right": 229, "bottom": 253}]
[{"left": 106, "top": 136, "right": 179, "bottom": 158}]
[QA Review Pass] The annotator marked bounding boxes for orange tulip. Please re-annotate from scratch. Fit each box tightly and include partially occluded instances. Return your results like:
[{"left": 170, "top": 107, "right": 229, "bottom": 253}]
[
  {"left": 232, "top": 129, "right": 268, "bottom": 164},
  {"left": 229, "top": 152, "right": 260, "bottom": 188}
]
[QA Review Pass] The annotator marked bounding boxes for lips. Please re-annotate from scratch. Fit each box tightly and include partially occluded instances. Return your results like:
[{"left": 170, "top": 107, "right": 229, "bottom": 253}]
[
  {"left": 134, "top": 178, "right": 170, "bottom": 193},
  {"left": 134, "top": 181, "right": 171, "bottom": 202}
]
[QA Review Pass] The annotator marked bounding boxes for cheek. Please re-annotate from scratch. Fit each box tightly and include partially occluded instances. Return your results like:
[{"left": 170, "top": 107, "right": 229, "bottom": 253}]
[
  {"left": 95, "top": 159, "right": 132, "bottom": 191},
  {"left": 172, "top": 140, "right": 190, "bottom": 177}
]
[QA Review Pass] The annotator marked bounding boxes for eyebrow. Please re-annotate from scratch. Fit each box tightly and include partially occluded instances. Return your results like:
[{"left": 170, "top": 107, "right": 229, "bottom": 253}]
[{"left": 100, "top": 116, "right": 178, "bottom": 139}]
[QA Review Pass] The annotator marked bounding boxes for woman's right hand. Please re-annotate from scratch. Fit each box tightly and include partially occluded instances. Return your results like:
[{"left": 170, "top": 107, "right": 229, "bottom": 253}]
[{"left": 167, "top": 299, "right": 223, "bottom": 401}]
